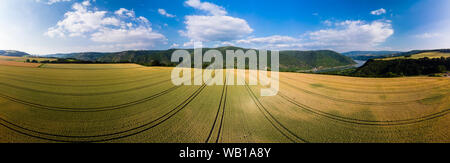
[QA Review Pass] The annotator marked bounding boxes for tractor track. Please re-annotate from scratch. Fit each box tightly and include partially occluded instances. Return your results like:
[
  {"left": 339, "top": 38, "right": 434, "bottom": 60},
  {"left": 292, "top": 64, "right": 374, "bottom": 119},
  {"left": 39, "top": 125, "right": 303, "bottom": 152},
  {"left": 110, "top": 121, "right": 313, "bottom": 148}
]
[
  {"left": 0, "top": 85, "right": 180, "bottom": 112},
  {"left": 0, "top": 74, "right": 202, "bottom": 112},
  {"left": 0, "top": 70, "right": 166, "bottom": 82},
  {"left": 282, "top": 76, "right": 450, "bottom": 94},
  {"left": 281, "top": 80, "right": 449, "bottom": 106},
  {"left": 0, "top": 78, "right": 172, "bottom": 96},
  {"left": 39, "top": 66, "right": 147, "bottom": 70},
  {"left": 0, "top": 82, "right": 208, "bottom": 142},
  {"left": 0, "top": 72, "right": 169, "bottom": 87},
  {"left": 215, "top": 84, "right": 227, "bottom": 143},
  {"left": 205, "top": 76, "right": 228, "bottom": 143},
  {"left": 244, "top": 82, "right": 309, "bottom": 143},
  {"left": 293, "top": 74, "right": 447, "bottom": 88},
  {"left": 278, "top": 92, "right": 450, "bottom": 126}
]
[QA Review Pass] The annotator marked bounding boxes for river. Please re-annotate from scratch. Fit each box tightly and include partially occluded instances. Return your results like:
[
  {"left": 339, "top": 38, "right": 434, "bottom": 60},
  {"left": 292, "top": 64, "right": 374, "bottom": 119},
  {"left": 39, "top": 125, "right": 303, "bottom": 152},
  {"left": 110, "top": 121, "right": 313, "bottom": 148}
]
[{"left": 353, "top": 60, "right": 367, "bottom": 67}]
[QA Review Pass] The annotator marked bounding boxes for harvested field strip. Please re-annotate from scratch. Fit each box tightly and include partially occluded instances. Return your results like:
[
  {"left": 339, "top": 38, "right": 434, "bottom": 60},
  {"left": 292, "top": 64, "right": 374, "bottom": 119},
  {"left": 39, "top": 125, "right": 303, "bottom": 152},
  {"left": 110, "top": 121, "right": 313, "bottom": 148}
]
[
  {"left": 0, "top": 83, "right": 208, "bottom": 142},
  {"left": 40, "top": 65, "right": 145, "bottom": 70},
  {"left": 282, "top": 75, "right": 449, "bottom": 94},
  {"left": 0, "top": 73, "right": 202, "bottom": 112},
  {"left": 277, "top": 92, "right": 450, "bottom": 126},
  {"left": 0, "top": 60, "right": 41, "bottom": 68},
  {"left": 281, "top": 80, "right": 448, "bottom": 105},
  {"left": 244, "top": 82, "right": 309, "bottom": 143},
  {"left": 0, "top": 85, "right": 179, "bottom": 112},
  {"left": 205, "top": 77, "right": 228, "bottom": 143},
  {"left": 283, "top": 76, "right": 449, "bottom": 91},
  {"left": 0, "top": 69, "right": 167, "bottom": 82},
  {"left": 0, "top": 72, "right": 169, "bottom": 87},
  {"left": 0, "top": 78, "right": 171, "bottom": 96},
  {"left": 291, "top": 73, "right": 446, "bottom": 88}
]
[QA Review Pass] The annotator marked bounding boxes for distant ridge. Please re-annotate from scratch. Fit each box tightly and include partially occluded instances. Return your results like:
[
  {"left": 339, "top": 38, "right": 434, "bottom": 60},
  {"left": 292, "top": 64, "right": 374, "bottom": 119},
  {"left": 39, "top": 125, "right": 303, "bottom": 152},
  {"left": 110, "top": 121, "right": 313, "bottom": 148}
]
[
  {"left": 342, "top": 51, "right": 403, "bottom": 56},
  {"left": 342, "top": 51, "right": 403, "bottom": 61},
  {"left": 44, "top": 46, "right": 356, "bottom": 72},
  {"left": 0, "top": 50, "right": 30, "bottom": 57}
]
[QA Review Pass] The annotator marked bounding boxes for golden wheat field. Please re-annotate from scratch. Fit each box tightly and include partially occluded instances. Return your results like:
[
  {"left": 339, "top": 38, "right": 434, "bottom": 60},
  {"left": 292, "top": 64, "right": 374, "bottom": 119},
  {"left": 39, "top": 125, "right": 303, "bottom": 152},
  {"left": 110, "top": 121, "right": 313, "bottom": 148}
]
[
  {"left": 0, "top": 63, "right": 448, "bottom": 143},
  {"left": 379, "top": 52, "right": 450, "bottom": 60}
]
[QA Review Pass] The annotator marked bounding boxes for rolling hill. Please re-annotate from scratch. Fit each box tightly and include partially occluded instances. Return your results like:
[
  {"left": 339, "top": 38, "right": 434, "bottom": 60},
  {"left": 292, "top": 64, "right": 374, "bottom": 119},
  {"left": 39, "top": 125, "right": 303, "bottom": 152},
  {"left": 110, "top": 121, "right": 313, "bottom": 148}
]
[
  {"left": 45, "top": 46, "right": 356, "bottom": 72},
  {"left": 0, "top": 50, "right": 30, "bottom": 57}
]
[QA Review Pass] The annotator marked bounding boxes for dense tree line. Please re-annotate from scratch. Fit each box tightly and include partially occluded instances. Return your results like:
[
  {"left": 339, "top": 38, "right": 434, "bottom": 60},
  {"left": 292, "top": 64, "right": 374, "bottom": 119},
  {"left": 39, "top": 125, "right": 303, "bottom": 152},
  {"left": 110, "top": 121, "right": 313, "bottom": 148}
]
[
  {"left": 29, "top": 58, "right": 133, "bottom": 64},
  {"left": 352, "top": 57, "right": 449, "bottom": 77}
]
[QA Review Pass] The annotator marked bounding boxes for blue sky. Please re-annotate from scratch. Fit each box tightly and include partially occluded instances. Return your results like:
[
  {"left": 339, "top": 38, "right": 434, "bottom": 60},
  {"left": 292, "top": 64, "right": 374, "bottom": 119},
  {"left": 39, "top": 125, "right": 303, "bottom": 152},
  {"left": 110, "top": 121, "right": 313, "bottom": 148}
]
[{"left": 0, "top": 0, "right": 449, "bottom": 54}]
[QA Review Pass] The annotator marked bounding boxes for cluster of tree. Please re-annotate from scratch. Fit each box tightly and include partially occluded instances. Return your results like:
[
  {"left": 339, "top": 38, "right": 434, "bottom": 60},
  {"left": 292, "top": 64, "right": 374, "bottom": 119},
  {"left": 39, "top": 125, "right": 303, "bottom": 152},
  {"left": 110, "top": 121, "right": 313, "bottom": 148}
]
[
  {"left": 27, "top": 58, "right": 133, "bottom": 64},
  {"left": 325, "top": 57, "right": 449, "bottom": 77},
  {"left": 25, "top": 59, "right": 39, "bottom": 63},
  {"left": 138, "top": 60, "right": 177, "bottom": 67}
]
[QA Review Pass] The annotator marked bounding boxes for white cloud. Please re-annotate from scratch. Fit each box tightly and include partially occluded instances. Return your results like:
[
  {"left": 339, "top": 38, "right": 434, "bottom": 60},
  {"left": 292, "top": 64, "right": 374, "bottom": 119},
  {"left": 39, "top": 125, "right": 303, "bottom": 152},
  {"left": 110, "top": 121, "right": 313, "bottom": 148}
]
[
  {"left": 231, "top": 20, "right": 394, "bottom": 51},
  {"left": 183, "top": 40, "right": 195, "bottom": 47},
  {"left": 371, "top": 8, "right": 386, "bottom": 15},
  {"left": 81, "top": 0, "right": 90, "bottom": 6},
  {"left": 170, "top": 43, "right": 180, "bottom": 48},
  {"left": 221, "top": 41, "right": 234, "bottom": 46},
  {"left": 182, "top": 0, "right": 253, "bottom": 42},
  {"left": 114, "top": 8, "right": 135, "bottom": 17},
  {"left": 45, "top": 2, "right": 115, "bottom": 37},
  {"left": 414, "top": 32, "right": 440, "bottom": 39},
  {"left": 158, "top": 9, "right": 176, "bottom": 18},
  {"left": 322, "top": 20, "right": 332, "bottom": 26},
  {"left": 303, "top": 20, "right": 394, "bottom": 51},
  {"left": 236, "top": 35, "right": 299, "bottom": 44},
  {"left": 233, "top": 35, "right": 303, "bottom": 50},
  {"left": 45, "top": 1, "right": 166, "bottom": 50},
  {"left": 36, "top": 0, "right": 71, "bottom": 5},
  {"left": 185, "top": 0, "right": 227, "bottom": 16},
  {"left": 183, "top": 15, "right": 252, "bottom": 42},
  {"left": 91, "top": 26, "right": 166, "bottom": 44}
]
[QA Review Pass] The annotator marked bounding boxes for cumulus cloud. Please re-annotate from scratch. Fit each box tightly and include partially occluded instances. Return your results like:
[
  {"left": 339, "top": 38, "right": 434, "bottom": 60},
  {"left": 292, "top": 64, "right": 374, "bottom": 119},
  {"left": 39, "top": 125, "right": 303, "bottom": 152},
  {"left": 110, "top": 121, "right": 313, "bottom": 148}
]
[
  {"left": 371, "top": 8, "right": 386, "bottom": 15},
  {"left": 45, "top": 0, "right": 166, "bottom": 50},
  {"left": 303, "top": 20, "right": 394, "bottom": 51},
  {"left": 234, "top": 35, "right": 302, "bottom": 50},
  {"left": 236, "top": 35, "right": 299, "bottom": 44},
  {"left": 221, "top": 41, "right": 235, "bottom": 46},
  {"left": 185, "top": 0, "right": 227, "bottom": 16},
  {"left": 181, "top": 0, "right": 253, "bottom": 42},
  {"left": 322, "top": 20, "right": 332, "bottom": 26},
  {"left": 91, "top": 26, "right": 165, "bottom": 44},
  {"left": 183, "top": 15, "right": 253, "bottom": 42},
  {"left": 36, "top": 0, "right": 71, "bottom": 5},
  {"left": 414, "top": 32, "right": 440, "bottom": 39},
  {"left": 45, "top": 1, "right": 116, "bottom": 37},
  {"left": 114, "top": 8, "right": 135, "bottom": 17},
  {"left": 230, "top": 20, "right": 394, "bottom": 51},
  {"left": 158, "top": 9, "right": 176, "bottom": 18},
  {"left": 182, "top": 40, "right": 195, "bottom": 47}
]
